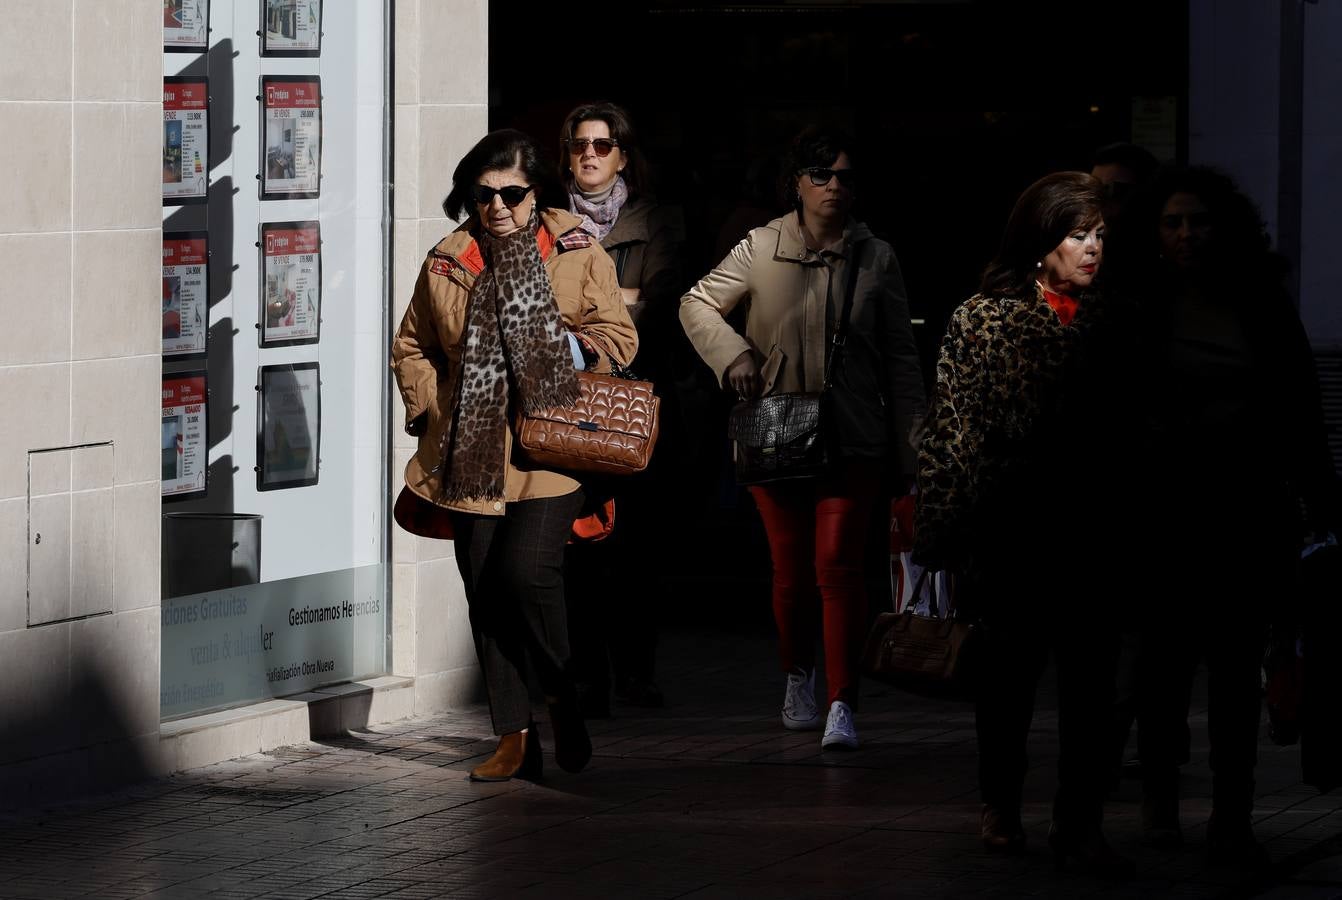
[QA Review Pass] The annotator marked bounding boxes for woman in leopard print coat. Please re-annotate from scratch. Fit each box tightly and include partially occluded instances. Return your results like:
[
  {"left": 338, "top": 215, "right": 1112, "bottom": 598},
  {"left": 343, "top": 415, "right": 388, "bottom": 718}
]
[{"left": 915, "top": 172, "right": 1135, "bottom": 878}]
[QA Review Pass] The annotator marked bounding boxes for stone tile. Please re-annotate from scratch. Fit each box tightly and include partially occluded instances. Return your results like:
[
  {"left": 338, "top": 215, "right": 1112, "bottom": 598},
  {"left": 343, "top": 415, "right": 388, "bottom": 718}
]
[
  {"left": 394, "top": 105, "right": 419, "bottom": 220},
  {"left": 112, "top": 481, "right": 158, "bottom": 613},
  {"left": 0, "top": 0, "right": 72, "bottom": 101},
  {"left": 418, "top": 1, "right": 486, "bottom": 105},
  {"left": 391, "top": 562, "right": 416, "bottom": 676},
  {"left": 73, "top": 103, "right": 161, "bottom": 229},
  {"left": 0, "top": 365, "right": 72, "bottom": 502},
  {"left": 0, "top": 497, "right": 28, "bottom": 633},
  {"left": 71, "top": 355, "right": 159, "bottom": 486},
  {"left": 413, "top": 557, "right": 470, "bottom": 676},
  {"left": 69, "top": 608, "right": 159, "bottom": 744},
  {"left": 72, "top": 0, "right": 160, "bottom": 102},
  {"left": 0, "top": 232, "right": 72, "bottom": 366},
  {"left": 69, "top": 487, "right": 114, "bottom": 619},
  {"left": 393, "top": 0, "right": 419, "bottom": 106},
  {"left": 0, "top": 621, "right": 71, "bottom": 764},
  {"left": 0, "top": 102, "right": 72, "bottom": 233},
  {"left": 71, "top": 228, "right": 159, "bottom": 359},
  {"left": 417, "top": 104, "right": 488, "bottom": 225}
]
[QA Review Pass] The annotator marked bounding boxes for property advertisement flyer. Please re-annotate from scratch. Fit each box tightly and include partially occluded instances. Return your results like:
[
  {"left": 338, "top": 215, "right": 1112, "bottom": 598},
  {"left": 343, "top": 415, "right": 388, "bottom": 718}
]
[
  {"left": 261, "top": 0, "right": 322, "bottom": 56},
  {"left": 260, "top": 77, "right": 321, "bottom": 200},
  {"left": 164, "top": 0, "right": 209, "bottom": 51},
  {"left": 162, "top": 373, "right": 208, "bottom": 500},
  {"left": 257, "top": 363, "right": 320, "bottom": 491},
  {"left": 259, "top": 221, "right": 320, "bottom": 346},
  {"left": 163, "top": 232, "right": 209, "bottom": 357},
  {"left": 164, "top": 77, "right": 209, "bottom": 205}
]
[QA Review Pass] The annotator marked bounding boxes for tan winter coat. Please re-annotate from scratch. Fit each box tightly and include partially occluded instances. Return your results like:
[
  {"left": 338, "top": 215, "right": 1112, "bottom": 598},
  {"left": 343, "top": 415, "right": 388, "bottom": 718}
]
[
  {"left": 679, "top": 211, "right": 925, "bottom": 474},
  {"left": 391, "top": 208, "right": 637, "bottom": 515}
]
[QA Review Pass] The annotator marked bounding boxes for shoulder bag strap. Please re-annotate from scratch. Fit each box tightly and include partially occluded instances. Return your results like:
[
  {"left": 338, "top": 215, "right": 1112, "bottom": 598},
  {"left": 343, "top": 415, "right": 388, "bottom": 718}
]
[{"left": 822, "top": 239, "right": 866, "bottom": 391}]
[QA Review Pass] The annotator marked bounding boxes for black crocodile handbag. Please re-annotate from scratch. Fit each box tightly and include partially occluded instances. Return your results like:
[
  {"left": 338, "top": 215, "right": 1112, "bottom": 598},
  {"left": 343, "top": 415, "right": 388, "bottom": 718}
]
[{"left": 727, "top": 241, "right": 863, "bottom": 486}]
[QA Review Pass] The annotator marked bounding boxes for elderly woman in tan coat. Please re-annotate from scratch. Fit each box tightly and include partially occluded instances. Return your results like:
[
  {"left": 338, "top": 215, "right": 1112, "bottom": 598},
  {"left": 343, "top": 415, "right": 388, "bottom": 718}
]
[
  {"left": 680, "top": 128, "right": 924, "bottom": 750},
  {"left": 393, "top": 129, "right": 636, "bottom": 783}
]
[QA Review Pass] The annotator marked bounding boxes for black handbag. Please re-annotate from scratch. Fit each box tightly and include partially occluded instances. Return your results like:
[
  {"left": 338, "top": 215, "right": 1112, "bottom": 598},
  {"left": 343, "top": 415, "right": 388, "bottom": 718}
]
[{"left": 727, "top": 241, "right": 864, "bottom": 486}]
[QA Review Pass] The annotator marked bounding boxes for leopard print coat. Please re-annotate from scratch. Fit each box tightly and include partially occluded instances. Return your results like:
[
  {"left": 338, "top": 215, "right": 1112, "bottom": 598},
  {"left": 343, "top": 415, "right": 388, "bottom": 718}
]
[{"left": 914, "top": 286, "right": 1106, "bottom": 576}]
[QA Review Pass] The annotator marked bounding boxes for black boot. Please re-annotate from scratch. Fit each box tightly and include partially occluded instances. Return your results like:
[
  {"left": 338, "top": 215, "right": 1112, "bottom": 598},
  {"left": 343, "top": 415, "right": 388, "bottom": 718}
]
[
  {"left": 548, "top": 693, "right": 593, "bottom": 774},
  {"left": 1141, "top": 767, "right": 1183, "bottom": 849}
]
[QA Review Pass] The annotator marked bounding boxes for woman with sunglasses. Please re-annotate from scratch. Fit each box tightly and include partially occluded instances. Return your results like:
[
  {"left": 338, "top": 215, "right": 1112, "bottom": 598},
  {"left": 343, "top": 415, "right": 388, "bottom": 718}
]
[
  {"left": 679, "top": 127, "right": 925, "bottom": 750},
  {"left": 392, "top": 129, "right": 636, "bottom": 782},
  {"left": 557, "top": 102, "right": 684, "bottom": 714}
]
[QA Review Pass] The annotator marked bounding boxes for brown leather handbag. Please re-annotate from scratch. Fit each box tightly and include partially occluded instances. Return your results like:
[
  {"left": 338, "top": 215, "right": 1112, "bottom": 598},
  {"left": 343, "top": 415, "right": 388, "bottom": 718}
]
[
  {"left": 516, "top": 367, "right": 660, "bottom": 476},
  {"left": 860, "top": 571, "right": 980, "bottom": 698}
]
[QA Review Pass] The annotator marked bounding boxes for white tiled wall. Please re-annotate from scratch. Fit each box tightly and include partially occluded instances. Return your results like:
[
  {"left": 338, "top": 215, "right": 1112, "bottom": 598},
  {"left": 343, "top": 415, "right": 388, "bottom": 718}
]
[
  {"left": 0, "top": 0, "right": 162, "bottom": 774},
  {"left": 390, "top": 0, "right": 489, "bottom": 714}
]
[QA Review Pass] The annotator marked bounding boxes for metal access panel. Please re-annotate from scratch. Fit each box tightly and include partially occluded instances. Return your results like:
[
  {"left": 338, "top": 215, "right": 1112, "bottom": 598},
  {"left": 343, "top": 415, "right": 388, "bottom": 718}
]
[{"left": 27, "top": 443, "right": 115, "bottom": 627}]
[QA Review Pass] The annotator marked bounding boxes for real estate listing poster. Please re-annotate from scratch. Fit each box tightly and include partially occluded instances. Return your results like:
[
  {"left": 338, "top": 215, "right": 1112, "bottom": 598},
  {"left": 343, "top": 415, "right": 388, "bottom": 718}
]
[
  {"left": 163, "top": 232, "right": 209, "bottom": 358},
  {"left": 162, "top": 372, "right": 209, "bottom": 501},
  {"left": 260, "top": 77, "right": 321, "bottom": 200},
  {"left": 163, "top": 77, "right": 209, "bottom": 205},
  {"left": 261, "top": 0, "right": 322, "bottom": 56},
  {"left": 257, "top": 363, "right": 321, "bottom": 491},
  {"left": 259, "top": 221, "right": 321, "bottom": 346},
  {"left": 164, "top": 0, "right": 210, "bottom": 52}
]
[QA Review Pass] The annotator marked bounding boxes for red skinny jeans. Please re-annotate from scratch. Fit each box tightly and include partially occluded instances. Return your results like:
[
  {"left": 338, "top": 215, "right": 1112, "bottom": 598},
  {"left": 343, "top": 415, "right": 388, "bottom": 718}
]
[{"left": 748, "top": 462, "right": 881, "bottom": 707}]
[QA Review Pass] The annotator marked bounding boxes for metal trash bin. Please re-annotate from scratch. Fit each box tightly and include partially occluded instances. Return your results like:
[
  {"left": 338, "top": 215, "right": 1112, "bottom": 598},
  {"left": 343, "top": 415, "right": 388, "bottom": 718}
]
[{"left": 162, "top": 512, "right": 262, "bottom": 598}]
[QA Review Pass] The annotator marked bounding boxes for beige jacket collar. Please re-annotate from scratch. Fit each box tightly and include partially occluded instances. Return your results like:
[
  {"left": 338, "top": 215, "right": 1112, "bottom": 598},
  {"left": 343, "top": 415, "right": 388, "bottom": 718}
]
[{"left": 771, "top": 211, "right": 873, "bottom": 263}]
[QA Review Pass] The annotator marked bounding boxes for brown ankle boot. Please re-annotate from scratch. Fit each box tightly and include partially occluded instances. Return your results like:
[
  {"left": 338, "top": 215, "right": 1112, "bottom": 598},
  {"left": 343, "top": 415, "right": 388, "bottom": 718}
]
[{"left": 469, "top": 728, "right": 542, "bottom": 782}]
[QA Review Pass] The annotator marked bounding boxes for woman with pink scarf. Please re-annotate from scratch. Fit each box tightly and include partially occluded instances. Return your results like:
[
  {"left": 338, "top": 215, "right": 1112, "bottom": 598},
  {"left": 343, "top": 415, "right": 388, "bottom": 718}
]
[{"left": 559, "top": 101, "right": 684, "bottom": 716}]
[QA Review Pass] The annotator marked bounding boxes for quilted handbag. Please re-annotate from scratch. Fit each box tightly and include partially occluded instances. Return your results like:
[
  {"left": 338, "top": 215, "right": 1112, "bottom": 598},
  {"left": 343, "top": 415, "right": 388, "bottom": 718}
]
[
  {"left": 727, "top": 239, "right": 864, "bottom": 486},
  {"left": 859, "top": 570, "right": 980, "bottom": 698},
  {"left": 515, "top": 367, "right": 660, "bottom": 476}
]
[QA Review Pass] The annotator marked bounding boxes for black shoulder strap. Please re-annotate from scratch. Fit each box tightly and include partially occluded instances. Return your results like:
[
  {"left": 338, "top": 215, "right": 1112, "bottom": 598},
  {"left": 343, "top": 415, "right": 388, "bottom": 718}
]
[{"left": 823, "top": 239, "right": 867, "bottom": 391}]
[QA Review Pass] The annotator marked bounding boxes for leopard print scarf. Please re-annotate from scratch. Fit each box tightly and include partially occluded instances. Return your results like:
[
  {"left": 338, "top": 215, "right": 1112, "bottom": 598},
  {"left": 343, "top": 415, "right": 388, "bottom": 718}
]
[{"left": 440, "top": 209, "right": 579, "bottom": 502}]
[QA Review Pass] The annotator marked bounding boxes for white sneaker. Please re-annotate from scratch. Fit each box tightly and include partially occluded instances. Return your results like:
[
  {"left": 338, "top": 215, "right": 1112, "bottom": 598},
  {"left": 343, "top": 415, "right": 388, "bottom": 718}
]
[
  {"left": 822, "top": 701, "right": 859, "bottom": 750},
  {"left": 781, "top": 668, "right": 821, "bottom": 731}
]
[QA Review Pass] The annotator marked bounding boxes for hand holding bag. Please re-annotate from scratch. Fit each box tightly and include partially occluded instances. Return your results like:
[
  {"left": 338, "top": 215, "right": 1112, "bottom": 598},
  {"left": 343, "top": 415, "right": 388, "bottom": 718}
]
[
  {"left": 516, "top": 361, "right": 661, "bottom": 477},
  {"left": 727, "top": 241, "right": 864, "bottom": 486},
  {"left": 860, "top": 569, "right": 980, "bottom": 698}
]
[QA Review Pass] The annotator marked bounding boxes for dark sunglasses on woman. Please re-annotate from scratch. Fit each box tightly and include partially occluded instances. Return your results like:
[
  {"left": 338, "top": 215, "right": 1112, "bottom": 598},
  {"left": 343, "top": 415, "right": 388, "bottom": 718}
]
[
  {"left": 802, "top": 167, "right": 857, "bottom": 188},
  {"left": 565, "top": 138, "right": 619, "bottom": 157},
  {"left": 471, "top": 184, "right": 534, "bottom": 207}
]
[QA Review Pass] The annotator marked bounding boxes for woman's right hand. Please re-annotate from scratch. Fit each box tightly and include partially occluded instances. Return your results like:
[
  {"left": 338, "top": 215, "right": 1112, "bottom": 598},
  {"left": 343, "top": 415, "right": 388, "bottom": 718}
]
[{"left": 725, "top": 350, "right": 762, "bottom": 399}]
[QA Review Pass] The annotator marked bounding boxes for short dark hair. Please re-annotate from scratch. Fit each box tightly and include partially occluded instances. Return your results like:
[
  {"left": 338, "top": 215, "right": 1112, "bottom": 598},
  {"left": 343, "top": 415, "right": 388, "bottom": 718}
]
[
  {"left": 442, "top": 129, "right": 560, "bottom": 222},
  {"left": 980, "top": 172, "right": 1105, "bottom": 298},
  {"left": 557, "top": 102, "right": 648, "bottom": 197},
  {"left": 1091, "top": 142, "right": 1159, "bottom": 184},
  {"left": 779, "top": 127, "right": 855, "bottom": 210}
]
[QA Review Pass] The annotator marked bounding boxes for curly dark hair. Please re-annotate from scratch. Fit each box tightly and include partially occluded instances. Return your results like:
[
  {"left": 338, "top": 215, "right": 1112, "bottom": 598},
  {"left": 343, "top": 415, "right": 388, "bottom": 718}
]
[
  {"left": 1110, "top": 165, "right": 1285, "bottom": 294},
  {"left": 979, "top": 172, "right": 1105, "bottom": 299},
  {"left": 441, "top": 129, "right": 563, "bottom": 222},
  {"left": 779, "top": 127, "right": 856, "bottom": 211}
]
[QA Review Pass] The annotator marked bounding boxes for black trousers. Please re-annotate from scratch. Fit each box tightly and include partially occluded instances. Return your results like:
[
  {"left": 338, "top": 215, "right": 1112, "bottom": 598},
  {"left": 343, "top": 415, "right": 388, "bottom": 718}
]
[
  {"left": 969, "top": 577, "right": 1121, "bottom": 830},
  {"left": 1133, "top": 484, "right": 1295, "bottom": 821},
  {"left": 452, "top": 490, "right": 585, "bottom": 736}
]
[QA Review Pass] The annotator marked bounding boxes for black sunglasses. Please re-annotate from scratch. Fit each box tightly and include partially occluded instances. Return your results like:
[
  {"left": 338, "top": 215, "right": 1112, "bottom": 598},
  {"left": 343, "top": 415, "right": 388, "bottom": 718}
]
[
  {"left": 801, "top": 167, "right": 857, "bottom": 188},
  {"left": 566, "top": 138, "right": 619, "bottom": 158},
  {"left": 471, "top": 184, "right": 534, "bottom": 207}
]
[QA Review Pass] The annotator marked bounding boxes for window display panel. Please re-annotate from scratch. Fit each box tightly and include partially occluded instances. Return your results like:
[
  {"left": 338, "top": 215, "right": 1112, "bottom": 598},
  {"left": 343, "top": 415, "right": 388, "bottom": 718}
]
[
  {"left": 261, "top": 0, "right": 322, "bottom": 56},
  {"left": 260, "top": 76, "right": 322, "bottom": 200},
  {"left": 165, "top": 0, "right": 210, "bottom": 52},
  {"left": 162, "top": 372, "right": 209, "bottom": 501},
  {"left": 163, "top": 232, "right": 209, "bottom": 358},
  {"left": 163, "top": 77, "right": 209, "bottom": 205},
  {"left": 161, "top": 0, "right": 389, "bottom": 720},
  {"left": 259, "top": 221, "right": 321, "bottom": 346}
]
